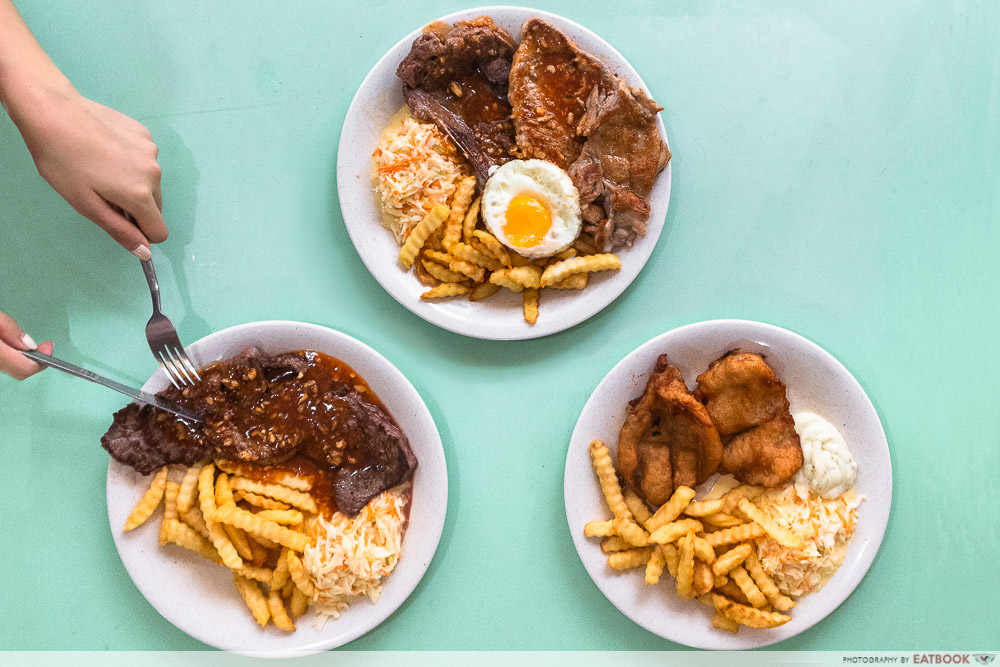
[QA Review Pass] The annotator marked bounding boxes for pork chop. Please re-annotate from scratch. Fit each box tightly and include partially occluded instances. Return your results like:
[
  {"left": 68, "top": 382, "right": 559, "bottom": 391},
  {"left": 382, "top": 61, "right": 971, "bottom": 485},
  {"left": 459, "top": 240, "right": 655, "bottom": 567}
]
[
  {"left": 571, "top": 79, "right": 671, "bottom": 245},
  {"left": 508, "top": 17, "right": 613, "bottom": 169}
]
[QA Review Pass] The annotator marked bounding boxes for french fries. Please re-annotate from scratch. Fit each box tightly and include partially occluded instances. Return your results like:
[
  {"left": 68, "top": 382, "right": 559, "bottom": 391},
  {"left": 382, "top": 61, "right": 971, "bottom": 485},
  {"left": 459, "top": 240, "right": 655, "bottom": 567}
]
[
  {"left": 176, "top": 464, "right": 203, "bottom": 514},
  {"left": 711, "top": 543, "right": 752, "bottom": 576},
  {"left": 613, "top": 517, "right": 649, "bottom": 548},
  {"left": 469, "top": 282, "right": 501, "bottom": 301},
  {"left": 268, "top": 590, "right": 296, "bottom": 632},
  {"left": 421, "top": 283, "right": 471, "bottom": 299},
  {"left": 539, "top": 253, "right": 621, "bottom": 287},
  {"left": 608, "top": 548, "right": 654, "bottom": 570},
  {"left": 233, "top": 573, "right": 271, "bottom": 627},
  {"left": 229, "top": 478, "right": 317, "bottom": 514},
  {"left": 649, "top": 518, "right": 703, "bottom": 545},
  {"left": 704, "top": 522, "right": 764, "bottom": 548},
  {"left": 644, "top": 486, "right": 696, "bottom": 533},
  {"left": 645, "top": 547, "right": 667, "bottom": 585},
  {"left": 623, "top": 489, "right": 653, "bottom": 525},
  {"left": 737, "top": 499, "right": 807, "bottom": 550},
  {"left": 462, "top": 196, "right": 482, "bottom": 244},
  {"left": 676, "top": 532, "right": 695, "bottom": 599},
  {"left": 422, "top": 260, "right": 467, "bottom": 284},
  {"left": 600, "top": 536, "right": 631, "bottom": 553},
  {"left": 286, "top": 551, "right": 316, "bottom": 598},
  {"left": 584, "top": 520, "right": 615, "bottom": 537},
  {"left": 522, "top": 288, "right": 539, "bottom": 324},
  {"left": 159, "top": 481, "right": 180, "bottom": 546},
  {"left": 713, "top": 594, "right": 791, "bottom": 629},
  {"left": 389, "top": 169, "right": 623, "bottom": 323},
  {"left": 399, "top": 204, "right": 449, "bottom": 268},
  {"left": 124, "top": 461, "right": 324, "bottom": 633},
  {"left": 443, "top": 177, "right": 476, "bottom": 248},
  {"left": 583, "top": 451, "right": 817, "bottom": 634},
  {"left": 124, "top": 467, "right": 168, "bottom": 531},
  {"left": 729, "top": 565, "right": 768, "bottom": 608},
  {"left": 588, "top": 440, "right": 632, "bottom": 522},
  {"left": 214, "top": 504, "right": 309, "bottom": 552},
  {"left": 236, "top": 490, "right": 290, "bottom": 511}
]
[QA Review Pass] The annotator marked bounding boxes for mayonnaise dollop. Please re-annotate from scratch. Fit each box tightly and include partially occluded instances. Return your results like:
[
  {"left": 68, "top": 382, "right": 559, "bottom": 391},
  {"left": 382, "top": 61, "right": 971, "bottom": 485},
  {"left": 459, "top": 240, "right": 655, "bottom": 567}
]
[{"left": 792, "top": 412, "right": 857, "bottom": 498}]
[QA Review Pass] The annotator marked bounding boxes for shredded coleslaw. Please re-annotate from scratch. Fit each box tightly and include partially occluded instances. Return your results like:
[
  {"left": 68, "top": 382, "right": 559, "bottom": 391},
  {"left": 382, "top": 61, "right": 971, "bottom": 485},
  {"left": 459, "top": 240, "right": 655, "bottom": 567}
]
[
  {"left": 372, "top": 115, "right": 467, "bottom": 243},
  {"left": 302, "top": 489, "right": 408, "bottom": 624},
  {"left": 754, "top": 483, "right": 863, "bottom": 597}
]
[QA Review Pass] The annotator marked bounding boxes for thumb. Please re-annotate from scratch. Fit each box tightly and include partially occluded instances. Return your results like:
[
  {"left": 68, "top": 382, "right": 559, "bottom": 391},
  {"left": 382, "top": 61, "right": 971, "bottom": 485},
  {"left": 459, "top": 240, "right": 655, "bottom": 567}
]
[
  {"left": 0, "top": 310, "right": 35, "bottom": 350},
  {"left": 80, "top": 194, "right": 153, "bottom": 260}
]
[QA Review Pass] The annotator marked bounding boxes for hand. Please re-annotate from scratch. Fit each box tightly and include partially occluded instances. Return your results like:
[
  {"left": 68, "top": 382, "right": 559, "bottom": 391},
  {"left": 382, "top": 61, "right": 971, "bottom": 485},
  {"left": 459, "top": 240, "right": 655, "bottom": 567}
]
[
  {"left": 15, "top": 84, "right": 167, "bottom": 259},
  {"left": 0, "top": 310, "right": 53, "bottom": 380}
]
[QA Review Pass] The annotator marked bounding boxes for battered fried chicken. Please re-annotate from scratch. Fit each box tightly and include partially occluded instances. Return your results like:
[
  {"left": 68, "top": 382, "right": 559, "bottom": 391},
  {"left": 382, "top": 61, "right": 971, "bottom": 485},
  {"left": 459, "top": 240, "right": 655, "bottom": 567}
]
[
  {"left": 618, "top": 355, "right": 723, "bottom": 506},
  {"left": 694, "top": 351, "right": 803, "bottom": 486}
]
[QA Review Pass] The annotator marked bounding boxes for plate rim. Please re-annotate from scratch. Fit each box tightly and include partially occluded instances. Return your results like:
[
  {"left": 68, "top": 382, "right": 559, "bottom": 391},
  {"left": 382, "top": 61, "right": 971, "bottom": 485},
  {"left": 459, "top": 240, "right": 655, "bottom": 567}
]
[
  {"left": 563, "top": 318, "right": 892, "bottom": 649},
  {"left": 106, "top": 320, "right": 448, "bottom": 657},
  {"left": 336, "top": 4, "right": 672, "bottom": 341}
]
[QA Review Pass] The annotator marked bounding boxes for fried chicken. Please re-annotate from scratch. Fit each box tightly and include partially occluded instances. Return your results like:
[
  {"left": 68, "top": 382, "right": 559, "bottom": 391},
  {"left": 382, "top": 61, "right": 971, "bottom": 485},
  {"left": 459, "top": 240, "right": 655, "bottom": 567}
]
[
  {"left": 618, "top": 355, "right": 723, "bottom": 506},
  {"left": 694, "top": 351, "right": 803, "bottom": 487}
]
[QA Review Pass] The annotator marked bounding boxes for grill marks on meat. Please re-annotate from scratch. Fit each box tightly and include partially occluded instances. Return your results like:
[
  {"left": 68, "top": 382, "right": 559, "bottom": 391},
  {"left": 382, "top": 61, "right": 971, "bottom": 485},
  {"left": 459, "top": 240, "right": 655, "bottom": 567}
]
[
  {"left": 101, "top": 348, "right": 417, "bottom": 515},
  {"left": 397, "top": 17, "right": 517, "bottom": 187},
  {"left": 508, "top": 18, "right": 612, "bottom": 169}
]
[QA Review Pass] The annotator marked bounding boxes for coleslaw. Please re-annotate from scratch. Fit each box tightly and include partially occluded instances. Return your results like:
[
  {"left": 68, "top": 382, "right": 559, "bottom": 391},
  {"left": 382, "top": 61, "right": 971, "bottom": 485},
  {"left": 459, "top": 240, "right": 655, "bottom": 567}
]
[
  {"left": 372, "top": 113, "right": 468, "bottom": 243},
  {"left": 302, "top": 489, "right": 408, "bottom": 624}
]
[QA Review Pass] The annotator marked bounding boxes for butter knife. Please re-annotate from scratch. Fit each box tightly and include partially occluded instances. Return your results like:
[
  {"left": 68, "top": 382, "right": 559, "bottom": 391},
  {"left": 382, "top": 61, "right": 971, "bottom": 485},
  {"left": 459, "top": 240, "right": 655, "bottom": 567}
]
[{"left": 22, "top": 349, "right": 203, "bottom": 423}]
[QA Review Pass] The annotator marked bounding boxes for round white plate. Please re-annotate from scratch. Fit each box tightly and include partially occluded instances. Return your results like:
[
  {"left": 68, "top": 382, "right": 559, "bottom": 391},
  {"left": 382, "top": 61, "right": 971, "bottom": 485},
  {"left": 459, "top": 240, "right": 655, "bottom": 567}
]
[
  {"left": 337, "top": 6, "right": 672, "bottom": 340},
  {"left": 107, "top": 321, "right": 448, "bottom": 657},
  {"left": 564, "top": 320, "right": 891, "bottom": 649}
]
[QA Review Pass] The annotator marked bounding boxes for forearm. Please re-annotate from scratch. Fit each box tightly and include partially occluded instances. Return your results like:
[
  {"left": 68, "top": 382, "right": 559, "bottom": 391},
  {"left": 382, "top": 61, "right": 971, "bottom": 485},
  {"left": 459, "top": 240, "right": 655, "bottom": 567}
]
[{"left": 0, "top": 0, "right": 75, "bottom": 127}]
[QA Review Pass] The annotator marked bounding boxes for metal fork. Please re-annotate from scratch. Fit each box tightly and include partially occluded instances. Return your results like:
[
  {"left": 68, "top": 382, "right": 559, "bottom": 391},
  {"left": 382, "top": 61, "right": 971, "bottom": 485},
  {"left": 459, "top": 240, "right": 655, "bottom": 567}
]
[{"left": 140, "top": 258, "right": 202, "bottom": 389}]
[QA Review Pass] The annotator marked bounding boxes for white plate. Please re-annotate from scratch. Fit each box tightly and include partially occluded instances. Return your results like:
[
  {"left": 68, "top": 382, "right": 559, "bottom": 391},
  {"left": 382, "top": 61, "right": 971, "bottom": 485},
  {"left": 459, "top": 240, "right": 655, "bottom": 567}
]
[
  {"left": 107, "top": 321, "right": 448, "bottom": 657},
  {"left": 564, "top": 320, "right": 891, "bottom": 649},
  {"left": 337, "top": 6, "right": 672, "bottom": 340}
]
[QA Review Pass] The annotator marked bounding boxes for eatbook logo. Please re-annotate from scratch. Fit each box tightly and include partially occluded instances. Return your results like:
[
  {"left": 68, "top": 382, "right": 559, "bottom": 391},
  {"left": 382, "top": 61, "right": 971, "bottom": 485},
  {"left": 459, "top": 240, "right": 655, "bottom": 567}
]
[{"left": 975, "top": 656, "right": 995, "bottom": 665}]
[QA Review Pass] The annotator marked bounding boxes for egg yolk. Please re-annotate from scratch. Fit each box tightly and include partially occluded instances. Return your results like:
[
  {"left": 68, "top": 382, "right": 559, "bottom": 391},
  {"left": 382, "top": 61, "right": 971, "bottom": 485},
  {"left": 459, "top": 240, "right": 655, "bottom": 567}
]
[{"left": 503, "top": 195, "right": 552, "bottom": 248}]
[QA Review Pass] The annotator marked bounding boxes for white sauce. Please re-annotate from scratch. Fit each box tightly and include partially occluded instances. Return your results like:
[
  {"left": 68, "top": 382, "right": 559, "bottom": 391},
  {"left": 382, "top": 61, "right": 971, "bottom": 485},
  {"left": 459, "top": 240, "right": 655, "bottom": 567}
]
[{"left": 792, "top": 412, "right": 857, "bottom": 498}]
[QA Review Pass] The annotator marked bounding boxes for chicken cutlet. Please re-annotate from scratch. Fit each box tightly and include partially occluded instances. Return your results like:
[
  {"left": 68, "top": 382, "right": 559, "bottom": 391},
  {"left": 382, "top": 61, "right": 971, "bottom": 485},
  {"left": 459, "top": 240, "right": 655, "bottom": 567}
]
[
  {"left": 694, "top": 351, "right": 802, "bottom": 487},
  {"left": 618, "top": 355, "right": 723, "bottom": 506}
]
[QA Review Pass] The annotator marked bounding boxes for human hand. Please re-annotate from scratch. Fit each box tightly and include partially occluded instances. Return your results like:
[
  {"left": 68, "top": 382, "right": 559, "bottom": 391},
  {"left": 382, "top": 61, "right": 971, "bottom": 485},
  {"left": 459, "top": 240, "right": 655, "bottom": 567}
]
[
  {"left": 0, "top": 310, "right": 53, "bottom": 380},
  {"left": 15, "top": 84, "right": 167, "bottom": 259}
]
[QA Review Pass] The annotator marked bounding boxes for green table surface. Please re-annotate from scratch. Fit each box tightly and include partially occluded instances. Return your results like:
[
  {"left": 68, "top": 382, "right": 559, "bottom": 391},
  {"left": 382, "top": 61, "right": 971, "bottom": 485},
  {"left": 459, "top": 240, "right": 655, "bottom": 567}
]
[{"left": 2, "top": 0, "right": 998, "bottom": 652}]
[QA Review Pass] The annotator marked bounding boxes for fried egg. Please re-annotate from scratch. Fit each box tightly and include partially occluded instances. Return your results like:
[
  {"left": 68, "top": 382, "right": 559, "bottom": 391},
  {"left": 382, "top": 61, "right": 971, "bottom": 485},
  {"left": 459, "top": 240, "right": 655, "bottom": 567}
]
[{"left": 481, "top": 159, "right": 581, "bottom": 258}]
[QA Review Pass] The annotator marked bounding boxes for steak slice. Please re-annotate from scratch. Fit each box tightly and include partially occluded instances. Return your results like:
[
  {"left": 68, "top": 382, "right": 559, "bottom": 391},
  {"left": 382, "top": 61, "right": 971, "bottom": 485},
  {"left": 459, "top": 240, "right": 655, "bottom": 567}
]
[
  {"left": 398, "top": 17, "right": 518, "bottom": 187},
  {"left": 101, "top": 348, "right": 418, "bottom": 516},
  {"left": 102, "top": 403, "right": 212, "bottom": 475},
  {"left": 508, "top": 18, "right": 614, "bottom": 170},
  {"left": 320, "top": 387, "right": 418, "bottom": 516}
]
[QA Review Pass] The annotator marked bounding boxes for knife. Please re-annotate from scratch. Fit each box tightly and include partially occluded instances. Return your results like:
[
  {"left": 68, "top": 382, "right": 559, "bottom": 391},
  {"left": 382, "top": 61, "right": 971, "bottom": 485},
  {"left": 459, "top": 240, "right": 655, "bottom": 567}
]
[{"left": 22, "top": 349, "right": 204, "bottom": 423}]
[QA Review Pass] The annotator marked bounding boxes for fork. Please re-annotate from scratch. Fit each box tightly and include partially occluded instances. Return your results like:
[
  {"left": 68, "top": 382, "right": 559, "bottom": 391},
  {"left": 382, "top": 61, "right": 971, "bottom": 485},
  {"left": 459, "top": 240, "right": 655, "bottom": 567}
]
[{"left": 139, "top": 257, "right": 202, "bottom": 389}]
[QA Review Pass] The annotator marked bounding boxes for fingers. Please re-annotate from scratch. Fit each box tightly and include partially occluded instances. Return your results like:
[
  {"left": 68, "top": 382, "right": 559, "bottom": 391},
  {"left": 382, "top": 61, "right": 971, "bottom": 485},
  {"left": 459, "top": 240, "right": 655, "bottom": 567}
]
[
  {"left": 128, "top": 193, "right": 168, "bottom": 243},
  {"left": 0, "top": 310, "right": 32, "bottom": 349},
  {"left": 80, "top": 194, "right": 152, "bottom": 259},
  {"left": 0, "top": 312, "right": 48, "bottom": 380}
]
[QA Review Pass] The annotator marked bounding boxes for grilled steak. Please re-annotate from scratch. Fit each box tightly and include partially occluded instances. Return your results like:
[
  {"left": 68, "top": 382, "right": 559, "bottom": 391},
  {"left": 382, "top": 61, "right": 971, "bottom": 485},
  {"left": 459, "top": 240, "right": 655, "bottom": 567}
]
[
  {"left": 101, "top": 348, "right": 417, "bottom": 515},
  {"left": 508, "top": 17, "right": 613, "bottom": 169},
  {"left": 397, "top": 17, "right": 518, "bottom": 186}
]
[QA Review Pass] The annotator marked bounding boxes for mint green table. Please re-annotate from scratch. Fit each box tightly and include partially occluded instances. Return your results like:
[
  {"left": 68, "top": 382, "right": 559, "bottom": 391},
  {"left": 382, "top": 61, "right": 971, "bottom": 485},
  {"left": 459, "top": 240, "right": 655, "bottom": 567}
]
[{"left": 2, "top": 0, "right": 997, "bottom": 651}]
